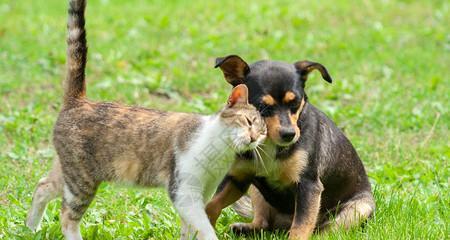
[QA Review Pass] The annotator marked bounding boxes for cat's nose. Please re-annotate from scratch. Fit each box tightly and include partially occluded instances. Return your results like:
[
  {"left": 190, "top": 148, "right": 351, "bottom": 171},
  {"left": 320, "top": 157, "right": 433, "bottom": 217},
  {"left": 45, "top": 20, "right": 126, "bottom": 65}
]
[
  {"left": 250, "top": 135, "right": 257, "bottom": 143},
  {"left": 280, "top": 128, "right": 296, "bottom": 142}
]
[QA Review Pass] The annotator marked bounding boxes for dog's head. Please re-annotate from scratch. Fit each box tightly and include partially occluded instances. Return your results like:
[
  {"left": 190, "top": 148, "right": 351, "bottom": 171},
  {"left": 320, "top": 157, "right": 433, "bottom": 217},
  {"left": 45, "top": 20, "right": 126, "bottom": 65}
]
[{"left": 215, "top": 55, "right": 332, "bottom": 146}]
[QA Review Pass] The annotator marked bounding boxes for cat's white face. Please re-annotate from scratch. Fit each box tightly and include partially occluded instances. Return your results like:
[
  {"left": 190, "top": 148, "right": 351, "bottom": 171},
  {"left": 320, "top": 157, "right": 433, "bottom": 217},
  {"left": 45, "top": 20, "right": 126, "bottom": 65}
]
[
  {"left": 219, "top": 84, "right": 267, "bottom": 152},
  {"left": 228, "top": 112, "right": 266, "bottom": 152},
  {"left": 220, "top": 105, "right": 267, "bottom": 152}
]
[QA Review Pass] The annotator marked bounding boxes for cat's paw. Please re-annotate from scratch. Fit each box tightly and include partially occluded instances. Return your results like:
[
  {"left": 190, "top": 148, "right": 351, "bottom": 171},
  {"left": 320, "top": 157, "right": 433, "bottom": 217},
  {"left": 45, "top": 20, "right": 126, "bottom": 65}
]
[{"left": 25, "top": 215, "right": 40, "bottom": 232}]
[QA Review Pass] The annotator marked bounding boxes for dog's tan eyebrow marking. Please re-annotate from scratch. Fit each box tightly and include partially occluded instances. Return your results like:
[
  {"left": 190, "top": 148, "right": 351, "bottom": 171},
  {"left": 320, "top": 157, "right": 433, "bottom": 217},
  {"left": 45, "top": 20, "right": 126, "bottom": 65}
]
[
  {"left": 262, "top": 95, "right": 276, "bottom": 106},
  {"left": 283, "top": 91, "right": 296, "bottom": 104},
  {"left": 265, "top": 115, "right": 281, "bottom": 141}
]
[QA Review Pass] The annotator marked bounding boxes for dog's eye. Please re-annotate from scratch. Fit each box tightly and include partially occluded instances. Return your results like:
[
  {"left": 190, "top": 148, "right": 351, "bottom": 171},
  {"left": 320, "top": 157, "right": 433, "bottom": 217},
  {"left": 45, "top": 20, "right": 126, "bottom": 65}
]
[
  {"left": 289, "top": 102, "right": 301, "bottom": 113},
  {"left": 259, "top": 104, "right": 273, "bottom": 117}
]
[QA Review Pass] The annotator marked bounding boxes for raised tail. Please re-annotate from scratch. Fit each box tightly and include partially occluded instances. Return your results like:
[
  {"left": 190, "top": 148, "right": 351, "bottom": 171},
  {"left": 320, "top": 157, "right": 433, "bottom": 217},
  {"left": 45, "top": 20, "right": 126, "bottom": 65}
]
[
  {"left": 64, "top": 0, "right": 87, "bottom": 105},
  {"left": 232, "top": 194, "right": 253, "bottom": 219}
]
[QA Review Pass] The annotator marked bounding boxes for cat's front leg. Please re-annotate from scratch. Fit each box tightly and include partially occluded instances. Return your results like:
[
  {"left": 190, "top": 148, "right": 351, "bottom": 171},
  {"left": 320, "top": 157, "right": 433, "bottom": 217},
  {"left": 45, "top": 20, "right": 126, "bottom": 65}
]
[
  {"left": 180, "top": 220, "right": 217, "bottom": 240},
  {"left": 174, "top": 190, "right": 218, "bottom": 240}
]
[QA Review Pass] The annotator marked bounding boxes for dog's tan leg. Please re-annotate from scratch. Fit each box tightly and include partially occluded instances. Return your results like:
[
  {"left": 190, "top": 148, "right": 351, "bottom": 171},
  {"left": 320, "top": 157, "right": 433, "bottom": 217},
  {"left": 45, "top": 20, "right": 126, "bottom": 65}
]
[
  {"left": 26, "top": 160, "right": 63, "bottom": 231},
  {"left": 289, "top": 178, "right": 323, "bottom": 240},
  {"left": 230, "top": 186, "right": 271, "bottom": 233},
  {"left": 206, "top": 176, "right": 250, "bottom": 226},
  {"left": 319, "top": 191, "right": 375, "bottom": 232}
]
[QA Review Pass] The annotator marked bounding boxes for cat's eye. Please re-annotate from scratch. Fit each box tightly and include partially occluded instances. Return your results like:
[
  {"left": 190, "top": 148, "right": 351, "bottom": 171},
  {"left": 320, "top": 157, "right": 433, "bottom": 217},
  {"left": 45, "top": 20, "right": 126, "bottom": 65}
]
[{"left": 245, "top": 116, "right": 252, "bottom": 126}]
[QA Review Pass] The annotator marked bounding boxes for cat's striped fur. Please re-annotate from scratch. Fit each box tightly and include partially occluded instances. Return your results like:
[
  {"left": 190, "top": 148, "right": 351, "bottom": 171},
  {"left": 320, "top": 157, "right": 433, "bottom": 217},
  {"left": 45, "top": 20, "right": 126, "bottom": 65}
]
[{"left": 25, "top": 1, "right": 266, "bottom": 240}]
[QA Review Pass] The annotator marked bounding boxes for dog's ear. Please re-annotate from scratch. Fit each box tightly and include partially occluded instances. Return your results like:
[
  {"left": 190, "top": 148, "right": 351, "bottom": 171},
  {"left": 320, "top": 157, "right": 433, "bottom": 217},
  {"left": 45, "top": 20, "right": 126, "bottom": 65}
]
[
  {"left": 227, "top": 84, "right": 249, "bottom": 107},
  {"left": 294, "top": 61, "right": 332, "bottom": 83},
  {"left": 215, "top": 55, "right": 250, "bottom": 86}
]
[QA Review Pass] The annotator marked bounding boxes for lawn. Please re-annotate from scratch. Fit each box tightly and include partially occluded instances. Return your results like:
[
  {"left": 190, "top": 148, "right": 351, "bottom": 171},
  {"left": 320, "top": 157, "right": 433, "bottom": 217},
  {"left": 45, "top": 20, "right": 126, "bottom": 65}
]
[{"left": 0, "top": 0, "right": 448, "bottom": 239}]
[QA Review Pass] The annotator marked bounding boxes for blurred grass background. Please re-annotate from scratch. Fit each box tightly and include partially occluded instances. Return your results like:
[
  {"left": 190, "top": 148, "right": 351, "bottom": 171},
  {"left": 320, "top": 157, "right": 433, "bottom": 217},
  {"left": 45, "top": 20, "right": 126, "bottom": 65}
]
[{"left": 0, "top": 0, "right": 448, "bottom": 239}]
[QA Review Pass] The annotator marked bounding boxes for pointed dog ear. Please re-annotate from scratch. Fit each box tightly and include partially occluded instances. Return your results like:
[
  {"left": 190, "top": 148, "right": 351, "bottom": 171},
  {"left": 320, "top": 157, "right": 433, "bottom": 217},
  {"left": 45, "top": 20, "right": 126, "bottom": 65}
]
[
  {"left": 294, "top": 60, "right": 332, "bottom": 83},
  {"left": 215, "top": 55, "right": 250, "bottom": 86}
]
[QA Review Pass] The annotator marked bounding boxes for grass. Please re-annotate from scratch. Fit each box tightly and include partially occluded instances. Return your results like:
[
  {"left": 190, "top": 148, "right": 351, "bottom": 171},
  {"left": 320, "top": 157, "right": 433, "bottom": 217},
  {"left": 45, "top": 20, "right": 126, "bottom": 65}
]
[{"left": 0, "top": 0, "right": 448, "bottom": 239}]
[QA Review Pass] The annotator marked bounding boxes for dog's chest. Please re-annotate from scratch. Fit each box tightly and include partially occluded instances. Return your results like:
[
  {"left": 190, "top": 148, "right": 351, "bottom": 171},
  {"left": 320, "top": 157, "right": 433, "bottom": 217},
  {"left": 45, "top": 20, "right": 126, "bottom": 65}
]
[{"left": 253, "top": 144, "right": 309, "bottom": 187}]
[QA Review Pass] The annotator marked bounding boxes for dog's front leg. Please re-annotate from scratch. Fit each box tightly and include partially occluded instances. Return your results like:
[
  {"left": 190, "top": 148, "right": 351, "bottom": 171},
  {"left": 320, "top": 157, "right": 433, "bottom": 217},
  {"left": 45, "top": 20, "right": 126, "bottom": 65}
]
[
  {"left": 289, "top": 177, "right": 324, "bottom": 240},
  {"left": 205, "top": 175, "right": 250, "bottom": 226}
]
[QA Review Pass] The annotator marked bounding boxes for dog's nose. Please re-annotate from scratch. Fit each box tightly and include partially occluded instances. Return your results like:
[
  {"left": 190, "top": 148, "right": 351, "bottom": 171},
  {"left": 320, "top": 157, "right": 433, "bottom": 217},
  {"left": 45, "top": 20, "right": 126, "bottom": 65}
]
[{"left": 280, "top": 128, "right": 296, "bottom": 142}]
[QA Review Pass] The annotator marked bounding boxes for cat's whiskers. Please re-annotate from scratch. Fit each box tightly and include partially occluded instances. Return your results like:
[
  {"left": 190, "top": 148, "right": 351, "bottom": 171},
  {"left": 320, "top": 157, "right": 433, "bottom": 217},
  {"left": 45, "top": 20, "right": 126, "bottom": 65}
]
[
  {"left": 258, "top": 142, "right": 266, "bottom": 146},
  {"left": 257, "top": 145, "right": 271, "bottom": 159},
  {"left": 253, "top": 147, "right": 268, "bottom": 174},
  {"left": 252, "top": 149, "right": 263, "bottom": 170}
]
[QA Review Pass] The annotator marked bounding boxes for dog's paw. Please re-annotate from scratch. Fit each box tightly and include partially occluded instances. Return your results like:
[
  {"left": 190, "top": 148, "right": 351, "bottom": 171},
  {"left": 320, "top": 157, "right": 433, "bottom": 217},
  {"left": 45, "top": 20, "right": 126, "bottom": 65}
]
[{"left": 230, "top": 222, "right": 257, "bottom": 235}]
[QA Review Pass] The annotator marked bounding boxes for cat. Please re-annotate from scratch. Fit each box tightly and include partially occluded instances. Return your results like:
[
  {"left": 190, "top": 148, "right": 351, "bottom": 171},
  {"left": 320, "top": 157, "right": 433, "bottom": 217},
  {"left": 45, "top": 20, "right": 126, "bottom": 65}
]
[{"left": 25, "top": 1, "right": 266, "bottom": 240}]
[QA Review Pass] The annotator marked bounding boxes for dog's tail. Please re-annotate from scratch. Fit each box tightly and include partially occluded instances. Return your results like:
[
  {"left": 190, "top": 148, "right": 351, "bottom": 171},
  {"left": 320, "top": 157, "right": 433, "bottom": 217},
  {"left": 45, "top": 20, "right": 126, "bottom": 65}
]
[
  {"left": 64, "top": 0, "right": 87, "bottom": 105},
  {"left": 232, "top": 195, "right": 253, "bottom": 219}
]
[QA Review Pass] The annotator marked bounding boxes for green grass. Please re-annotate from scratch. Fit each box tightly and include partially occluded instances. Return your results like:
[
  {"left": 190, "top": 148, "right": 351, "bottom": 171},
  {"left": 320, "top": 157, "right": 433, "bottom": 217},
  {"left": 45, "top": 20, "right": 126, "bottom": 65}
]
[{"left": 0, "top": 0, "right": 449, "bottom": 239}]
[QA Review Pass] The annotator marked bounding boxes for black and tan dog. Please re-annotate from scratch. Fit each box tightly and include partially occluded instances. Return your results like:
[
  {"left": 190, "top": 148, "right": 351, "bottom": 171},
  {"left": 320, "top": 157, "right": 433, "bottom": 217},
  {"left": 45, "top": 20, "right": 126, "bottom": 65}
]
[{"left": 205, "top": 55, "right": 375, "bottom": 239}]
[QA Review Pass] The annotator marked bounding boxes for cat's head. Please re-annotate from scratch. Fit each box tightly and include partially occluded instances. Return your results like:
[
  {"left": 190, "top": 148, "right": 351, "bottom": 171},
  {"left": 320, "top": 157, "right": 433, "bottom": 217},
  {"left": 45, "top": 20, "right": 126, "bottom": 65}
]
[{"left": 220, "top": 84, "right": 266, "bottom": 152}]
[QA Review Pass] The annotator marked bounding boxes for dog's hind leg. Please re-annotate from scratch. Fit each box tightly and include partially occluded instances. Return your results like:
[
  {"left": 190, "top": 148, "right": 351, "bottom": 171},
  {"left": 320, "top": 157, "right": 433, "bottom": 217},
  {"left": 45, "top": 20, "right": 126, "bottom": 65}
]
[
  {"left": 319, "top": 191, "right": 375, "bottom": 232},
  {"left": 26, "top": 160, "right": 63, "bottom": 231}
]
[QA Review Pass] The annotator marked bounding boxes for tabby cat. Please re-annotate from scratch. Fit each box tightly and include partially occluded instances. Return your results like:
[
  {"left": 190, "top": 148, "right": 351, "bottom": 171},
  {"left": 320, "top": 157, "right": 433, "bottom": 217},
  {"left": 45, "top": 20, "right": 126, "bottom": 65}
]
[{"left": 25, "top": 1, "right": 266, "bottom": 240}]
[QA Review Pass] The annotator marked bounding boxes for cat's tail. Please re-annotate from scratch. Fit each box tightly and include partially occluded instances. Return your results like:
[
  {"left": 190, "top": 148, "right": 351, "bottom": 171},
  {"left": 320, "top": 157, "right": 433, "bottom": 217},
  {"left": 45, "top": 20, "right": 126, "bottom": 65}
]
[
  {"left": 64, "top": 0, "right": 87, "bottom": 106},
  {"left": 232, "top": 194, "right": 253, "bottom": 219}
]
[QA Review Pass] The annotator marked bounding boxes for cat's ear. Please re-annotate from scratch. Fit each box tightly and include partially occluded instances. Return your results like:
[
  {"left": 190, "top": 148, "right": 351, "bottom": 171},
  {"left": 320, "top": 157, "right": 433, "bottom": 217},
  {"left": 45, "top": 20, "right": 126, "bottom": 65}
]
[
  {"left": 215, "top": 55, "right": 250, "bottom": 86},
  {"left": 227, "top": 84, "right": 249, "bottom": 107}
]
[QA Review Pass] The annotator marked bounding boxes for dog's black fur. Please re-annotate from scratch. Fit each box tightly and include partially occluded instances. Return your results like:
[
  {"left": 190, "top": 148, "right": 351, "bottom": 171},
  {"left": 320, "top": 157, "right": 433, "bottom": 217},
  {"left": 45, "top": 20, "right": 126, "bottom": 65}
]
[{"left": 207, "top": 55, "right": 375, "bottom": 239}]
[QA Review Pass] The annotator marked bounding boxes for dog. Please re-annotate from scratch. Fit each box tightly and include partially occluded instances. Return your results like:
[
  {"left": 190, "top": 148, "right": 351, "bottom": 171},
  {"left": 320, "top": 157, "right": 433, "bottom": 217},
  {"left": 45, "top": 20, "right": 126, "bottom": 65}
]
[{"left": 205, "top": 55, "right": 375, "bottom": 239}]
